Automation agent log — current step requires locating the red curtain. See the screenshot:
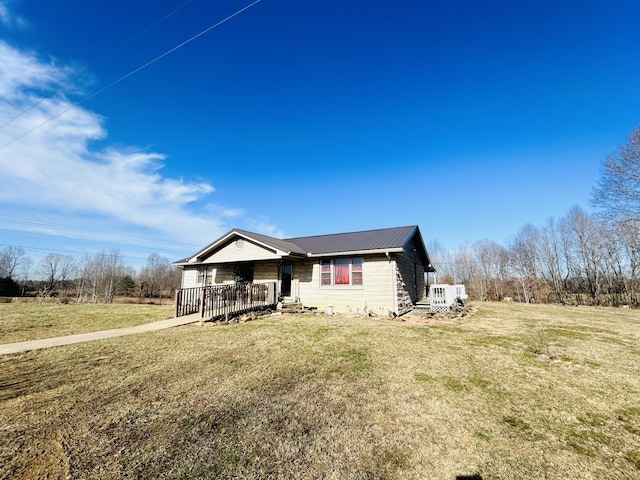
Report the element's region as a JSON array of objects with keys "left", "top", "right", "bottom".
[{"left": 334, "top": 259, "right": 350, "bottom": 284}]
